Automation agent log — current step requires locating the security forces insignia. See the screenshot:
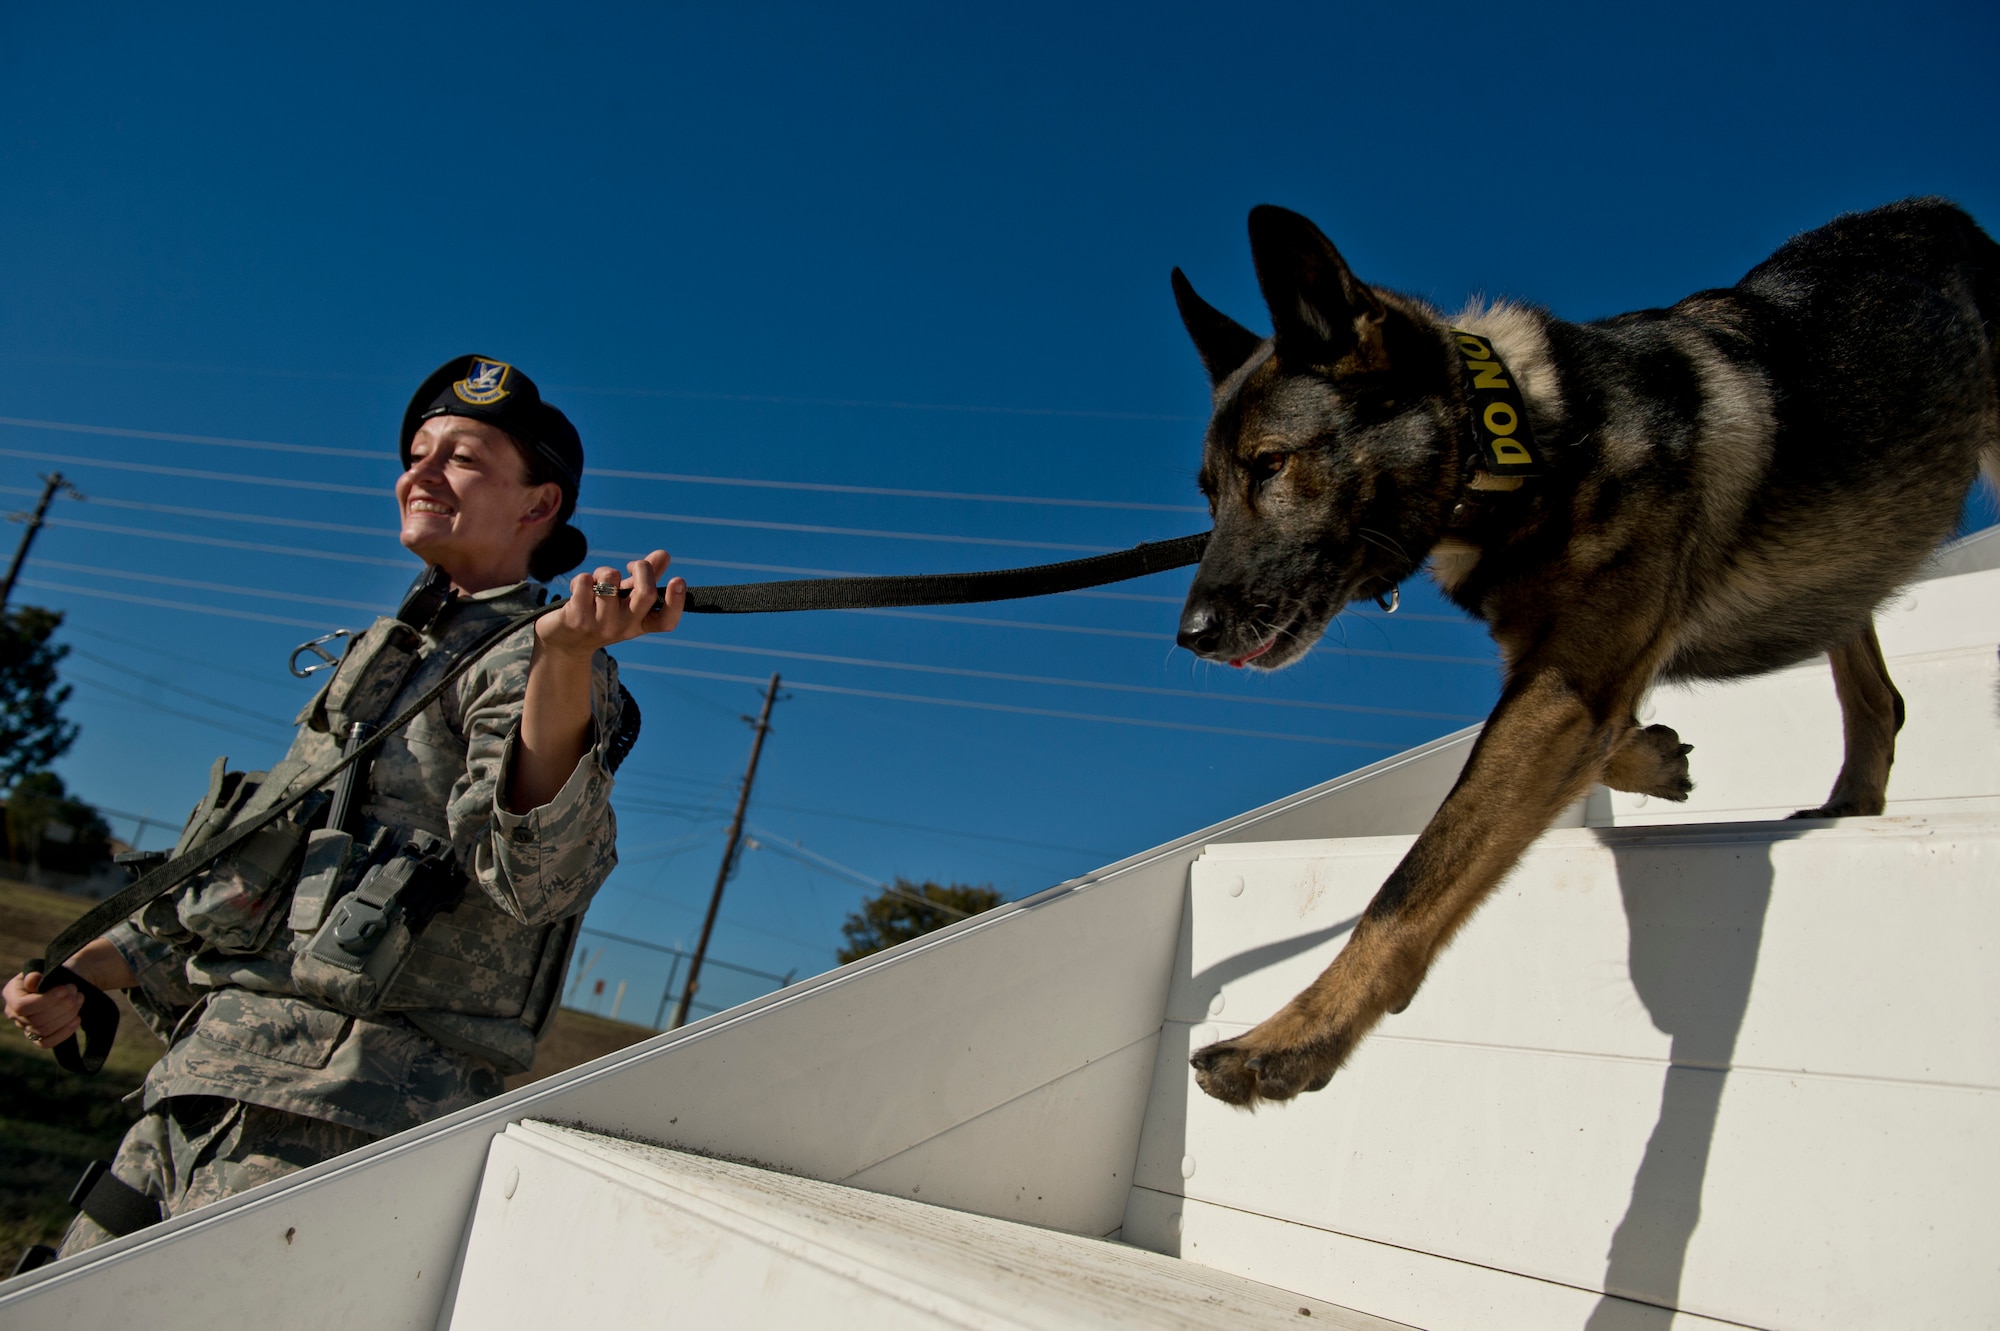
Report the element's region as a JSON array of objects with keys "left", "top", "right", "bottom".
[{"left": 453, "top": 358, "right": 513, "bottom": 406}]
